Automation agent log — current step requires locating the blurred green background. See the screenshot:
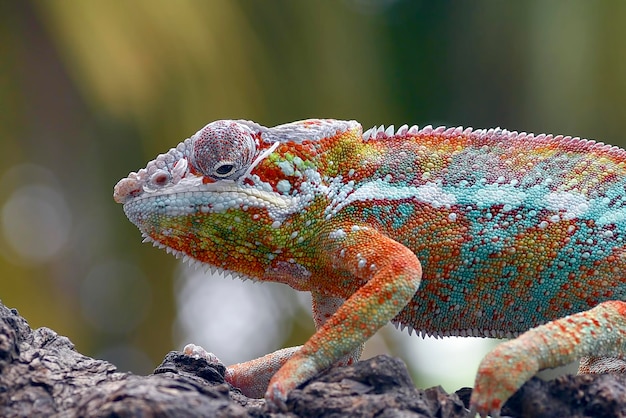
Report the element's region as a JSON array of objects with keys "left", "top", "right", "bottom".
[{"left": 1, "top": 0, "right": 626, "bottom": 392}]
